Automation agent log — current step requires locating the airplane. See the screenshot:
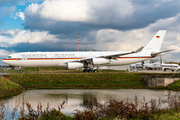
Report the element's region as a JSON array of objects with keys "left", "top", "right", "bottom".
[
  {"left": 2, "top": 30, "right": 172, "bottom": 73},
  {"left": 161, "top": 60, "right": 180, "bottom": 72},
  {"left": 139, "top": 56, "right": 180, "bottom": 72},
  {"left": 144, "top": 62, "right": 161, "bottom": 70},
  {"left": 143, "top": 59, "right": 161, "bottom": 70}
]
